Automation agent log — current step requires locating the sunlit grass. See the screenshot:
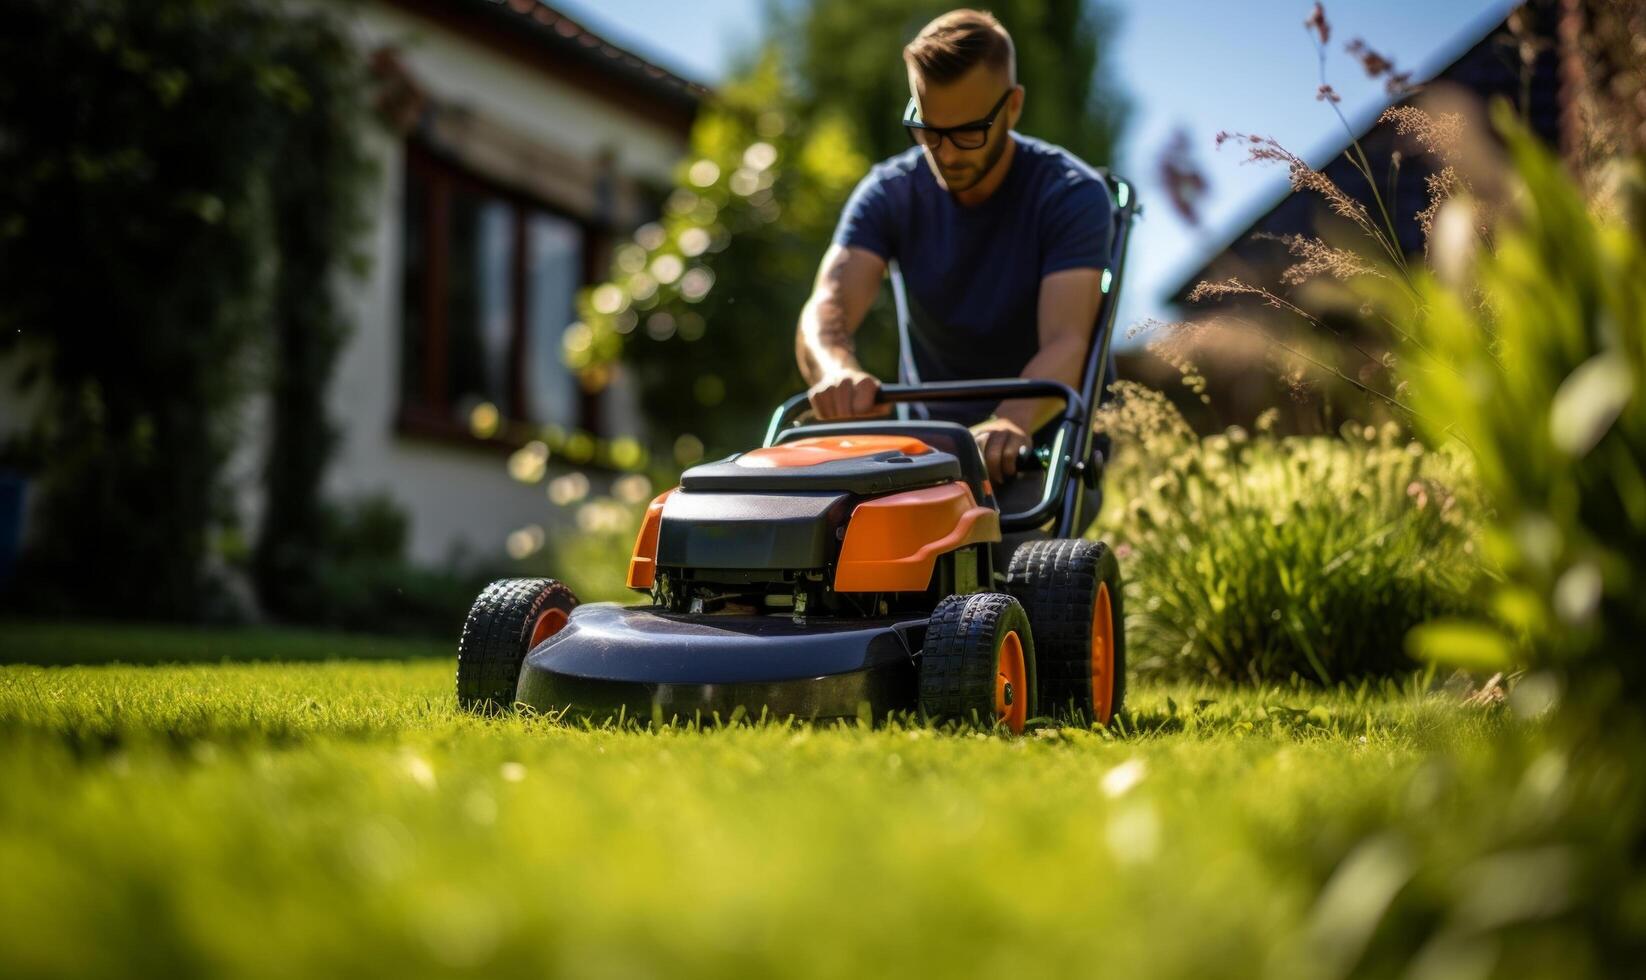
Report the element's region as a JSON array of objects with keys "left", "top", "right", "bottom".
[{"left": 0, "top": 621, "right": 1522, "bottom": 978}]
